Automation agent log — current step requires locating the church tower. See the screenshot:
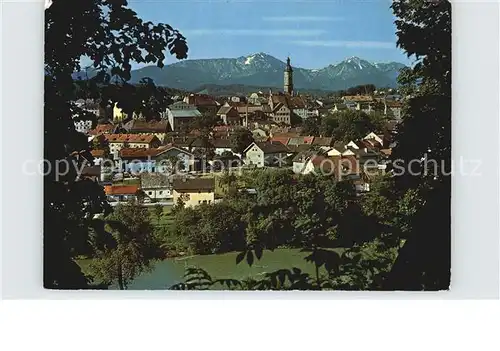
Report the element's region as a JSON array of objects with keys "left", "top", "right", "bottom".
[{"left": 284, "top": 57, "right": 294, "bottom": 95}]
